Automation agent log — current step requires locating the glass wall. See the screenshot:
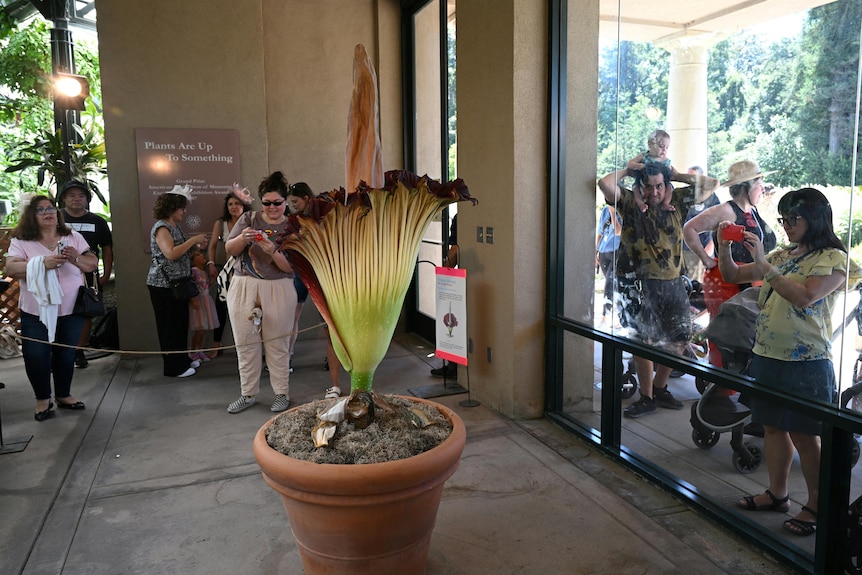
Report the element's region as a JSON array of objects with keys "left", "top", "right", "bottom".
[{"left": 550, "top": 1, "right": 862, "bottom": 572}]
